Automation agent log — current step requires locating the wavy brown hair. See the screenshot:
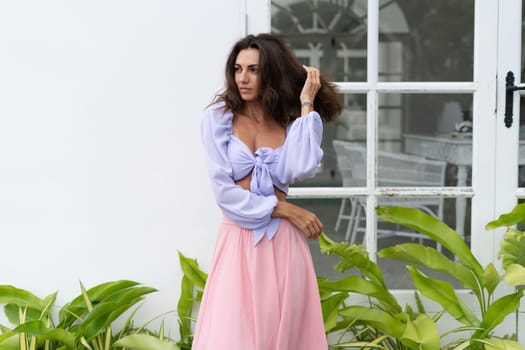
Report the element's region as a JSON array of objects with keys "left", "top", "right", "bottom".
[{"left": 213, "top": 33, "right": 341, "bottom": 126}]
